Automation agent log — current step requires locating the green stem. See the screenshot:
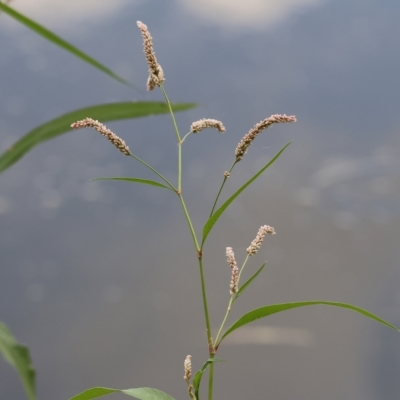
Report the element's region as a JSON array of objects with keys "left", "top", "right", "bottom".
[
  {"left": 198, "top": 258, "right": 212, "bottom": 345},
  {"left": 178, "top": 193, "right": 200, "bottom": 252},
  {"left": 214, "top": 255, "right": 249, "bottom": 349},
  {"left": 237, "top": 254, "right": 250, "bottom": 284},
  {"left": 209, "top": 161, "right": 237, "bottom": 217},
  {"left": 179, "top": 195, "right": 213, "bottom": 400},
  {"left": 198, "top": 256, "right": 214, "bottom": 400},
  {"left": 159, "top": 83, "right": 214, "bottom": 399},
  {"left": 181, "top": 131, "right": 193, "bottom": 143},
  {"left": 160, "top": 84, "right": 183, "bottom": 191},
  {"left": 208, "top": 360, "right": 215, "bottom": 400},
  {"left": 129, "top": 153, "right": 176, "bottom": 191},
  {"left": 214, "top": 297, "right": 234, "bottom": 347}
]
